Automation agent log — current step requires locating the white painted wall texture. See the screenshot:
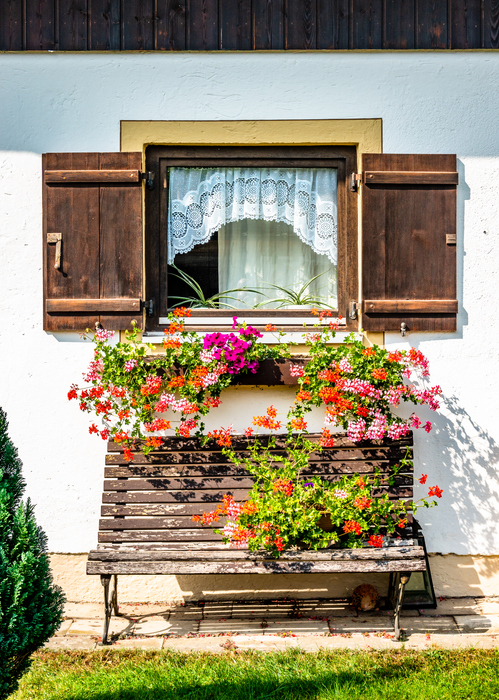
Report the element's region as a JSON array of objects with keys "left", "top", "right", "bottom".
[{"left": 0, "top": 53, "right": 498, "bottom": 584}]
